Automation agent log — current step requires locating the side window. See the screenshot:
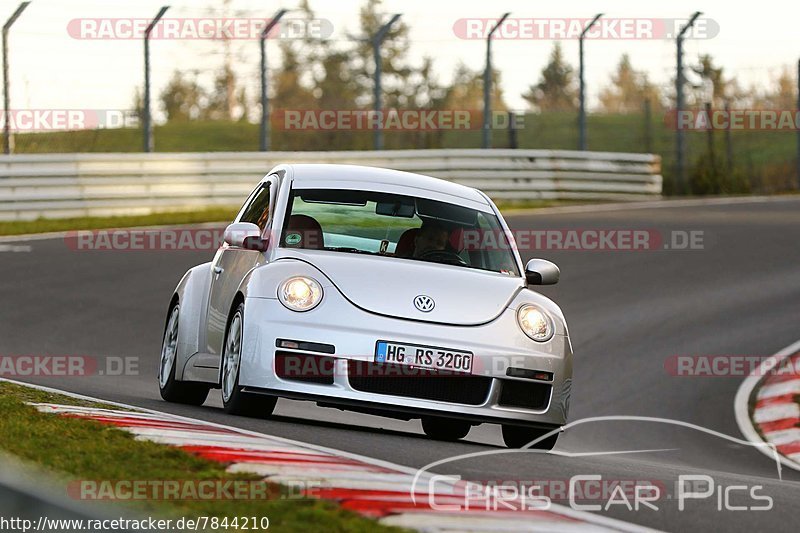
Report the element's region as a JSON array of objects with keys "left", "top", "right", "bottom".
[
  {"left": 240, "top": 184, "right": 271, "bottom": 231},
  {"left": 475, "top": 213, "right": 517, "bottom": 275}
]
